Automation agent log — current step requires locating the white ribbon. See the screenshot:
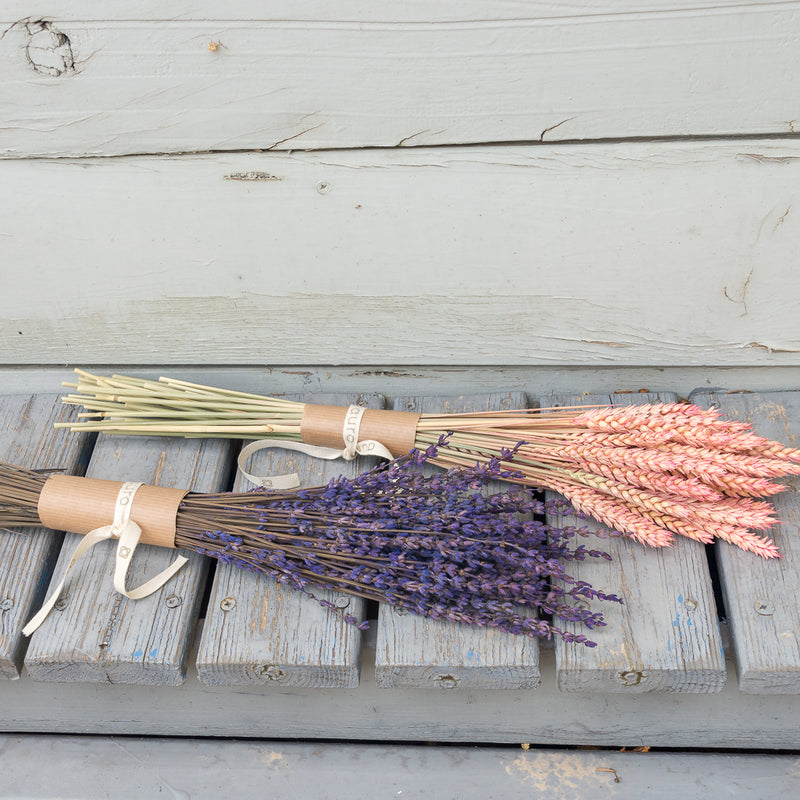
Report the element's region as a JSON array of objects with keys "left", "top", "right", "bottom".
[
  {"left": 237, "top": 405, "right": 395, "bottom": 489},
  {"left": 23, "top": 482, "right": 188, "bottom": 637}
]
